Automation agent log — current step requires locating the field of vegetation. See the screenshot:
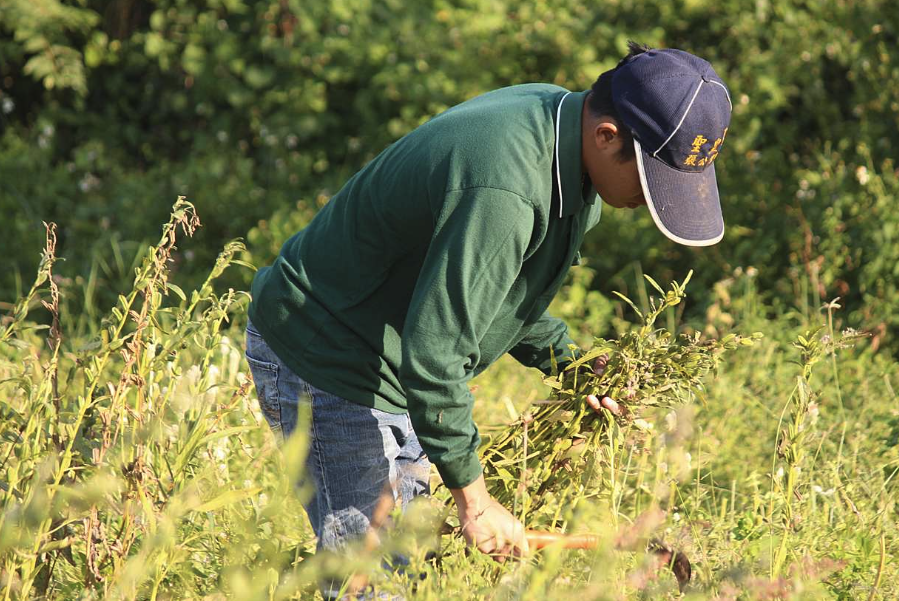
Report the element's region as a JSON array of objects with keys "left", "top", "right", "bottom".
[
  {"left": 2, "top": 0, "right": 898, "bottom": 599},
  {"left": 1, "top": 199, "right": 896, "bottom": 599}
]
